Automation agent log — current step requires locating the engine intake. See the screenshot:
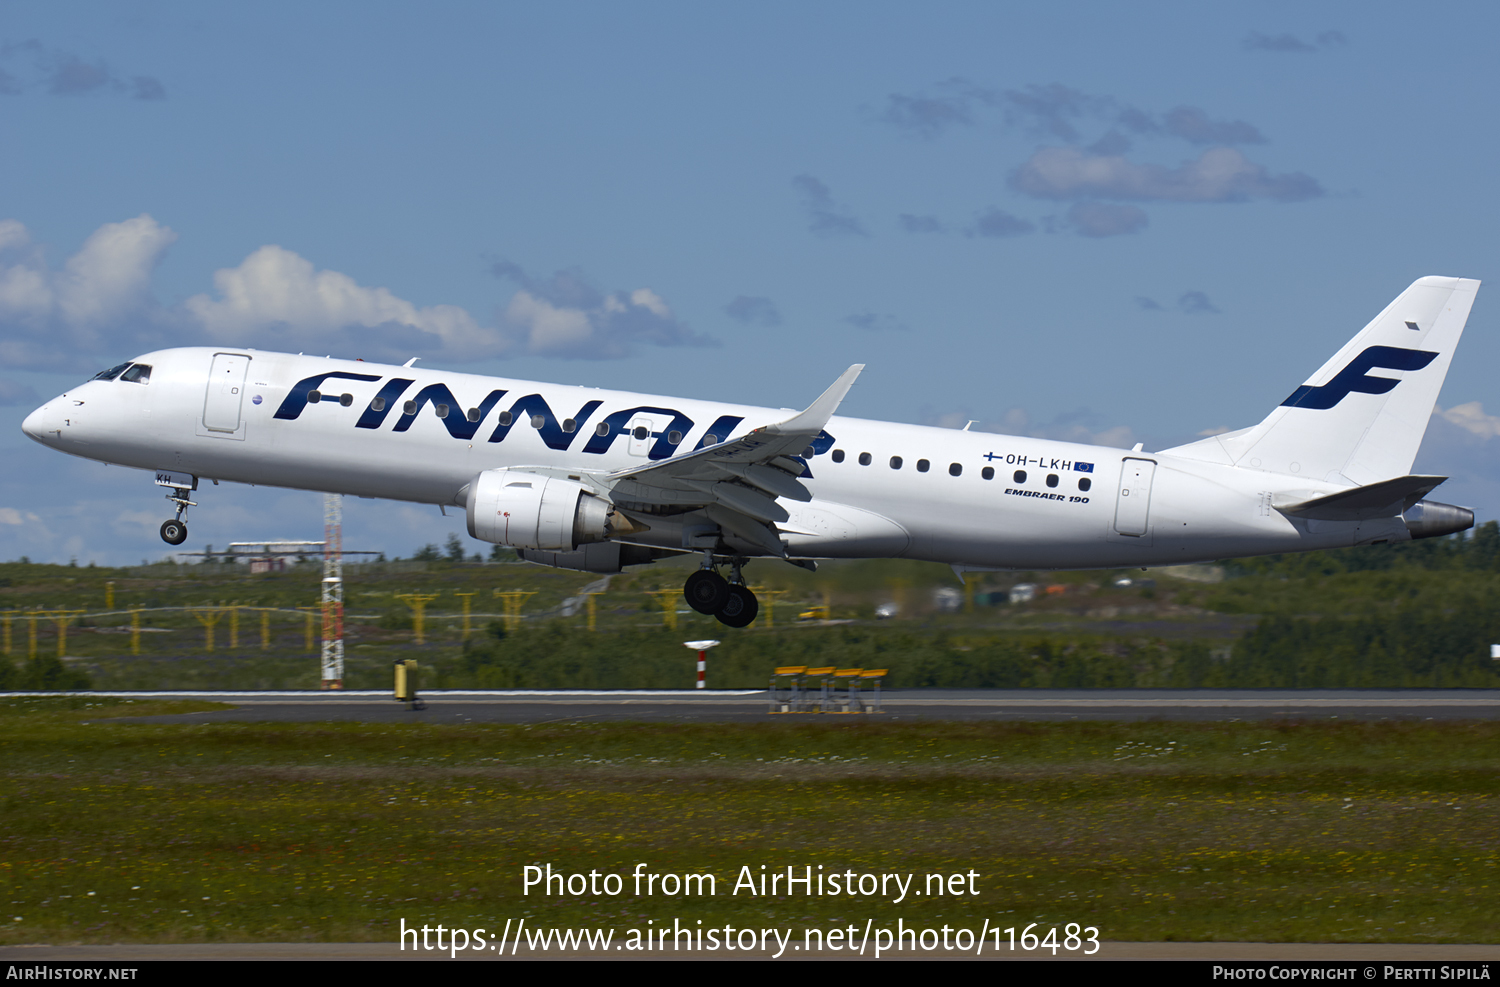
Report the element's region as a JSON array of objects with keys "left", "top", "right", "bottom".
[{"left": 466, "top": 470, "right": 611, "bottom": 550}]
